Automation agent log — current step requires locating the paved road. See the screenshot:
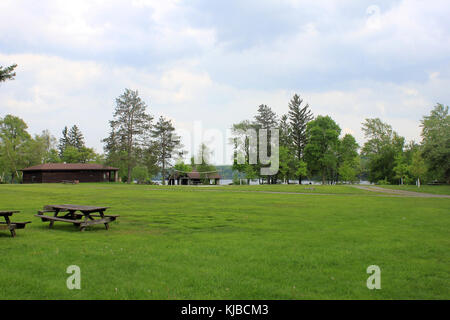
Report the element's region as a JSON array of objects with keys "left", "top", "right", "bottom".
[{"left": 352, "top": 185, "right": 450, "bottom": 198}]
